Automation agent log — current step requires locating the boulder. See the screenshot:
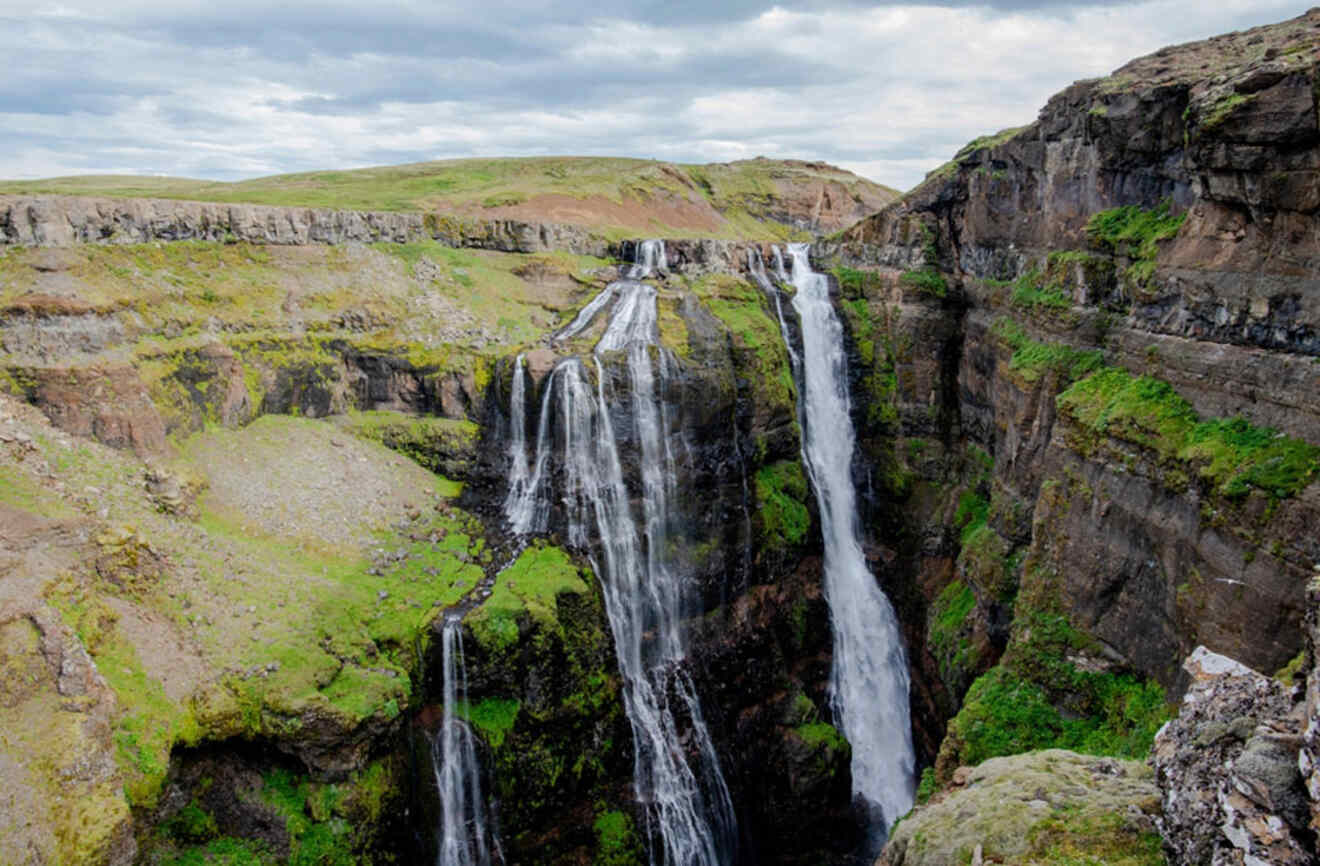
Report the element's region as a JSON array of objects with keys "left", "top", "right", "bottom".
[{"left": 1152, "top": 645, "right": 1314, "bottom": 865}]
